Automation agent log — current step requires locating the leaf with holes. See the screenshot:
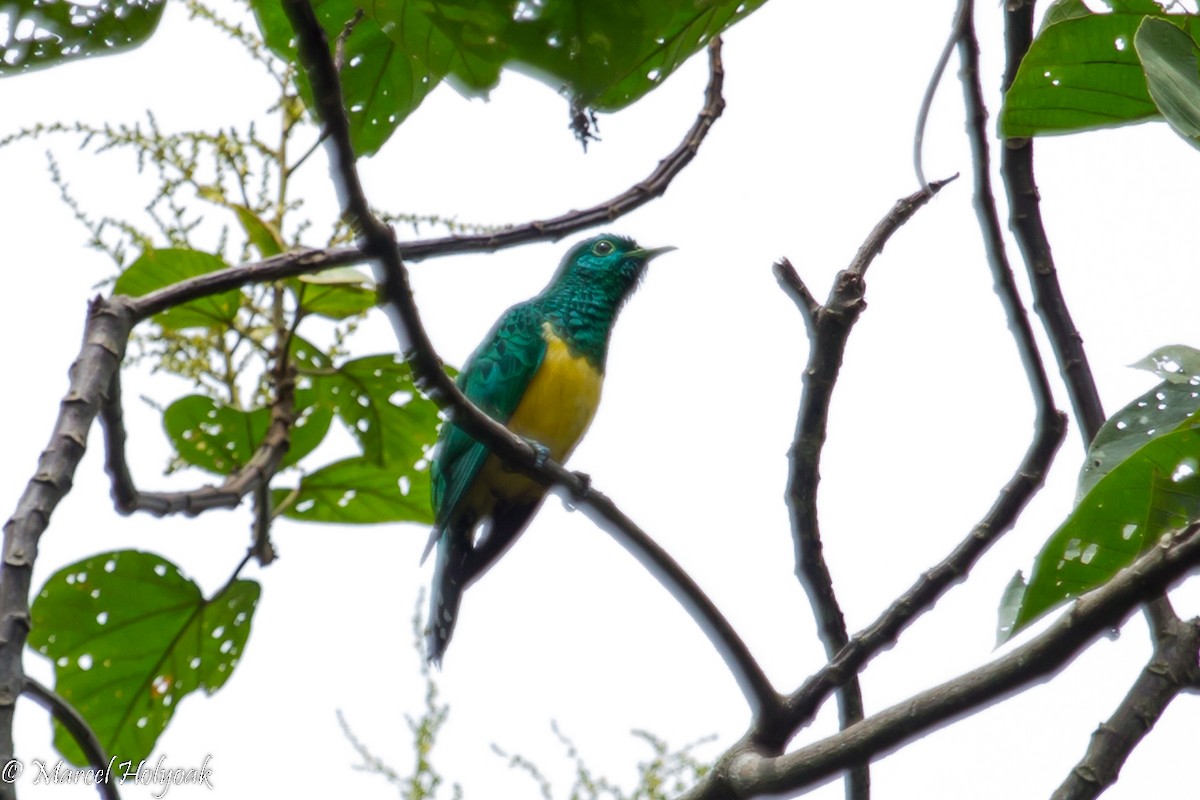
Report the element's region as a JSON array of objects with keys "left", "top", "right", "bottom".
[
  {"left": 1001, "top": 0, "right": 1200, "bottom": 137},
  {"left": 249, "top": 0, "right": 441, "bottom": 156},
  {"left": 1078, "top": 347, "right": 1200, "bottom": 499},
  {"left": 295, "top": 268, "right": 376, "bottom": 320},
  {"left": 1136, "top": 18, "right": 1200, "bottom": 150},
  {"left": 274, "top": 455, "right": 432, "bottom": 524},
  {"left": 113, "top": 249, "right": 241, "bottom": 331},
  {"left": 413, "top": 0, "right": 763, "bottom": 112},
  {"left": 0, "top": 0, "right": 167, "bottom": 76},
  {"left": 28, "top": 550, "right": 259, "bottom": 766},
  {"left": 1003, "top": 424, "right": 1200, "bottom": 640},
  {"left": 309, "top": 354, "right": 441, "bottom": 466},
  {"left": 163, "top": 394, "right": 332, "bottom": 476}
]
